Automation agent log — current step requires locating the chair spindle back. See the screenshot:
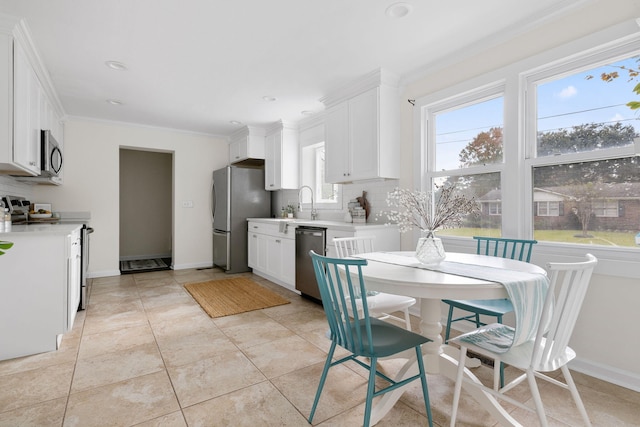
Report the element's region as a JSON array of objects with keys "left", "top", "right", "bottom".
[
  {"left": 532, "top": 254, "right": 597, "bottom": 369},
  {"left": 474, "top": 236, "right": 537, "bottom": 262},
  {"left": 334, "top": 236, "right": 376, "bottom": 258},
  {"left": 309, "top": 250, "right": 375, "bottom": 355}
]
